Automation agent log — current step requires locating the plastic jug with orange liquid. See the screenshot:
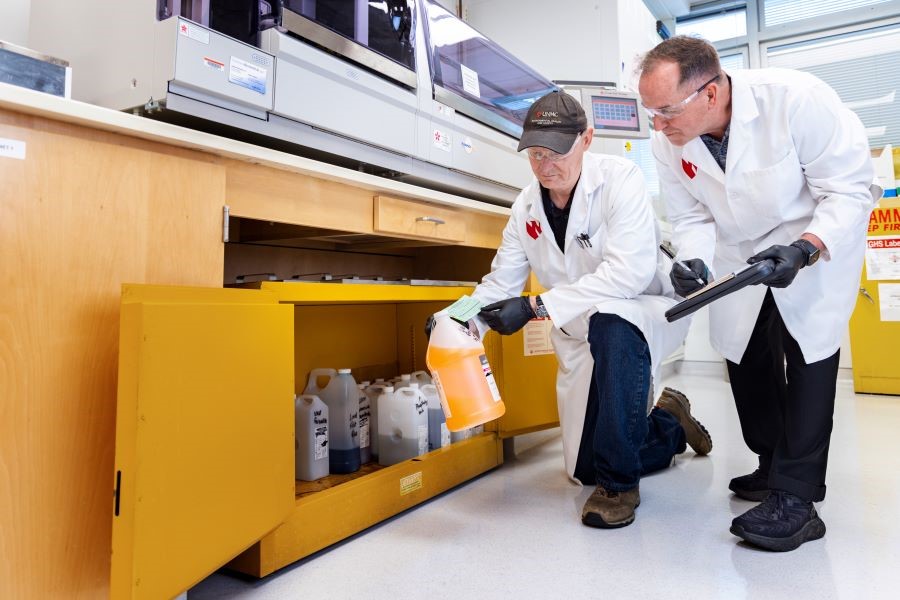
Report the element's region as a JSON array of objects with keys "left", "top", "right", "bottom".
[{"left": 425, "top": 311, "right": 505, "bottom": 431}]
